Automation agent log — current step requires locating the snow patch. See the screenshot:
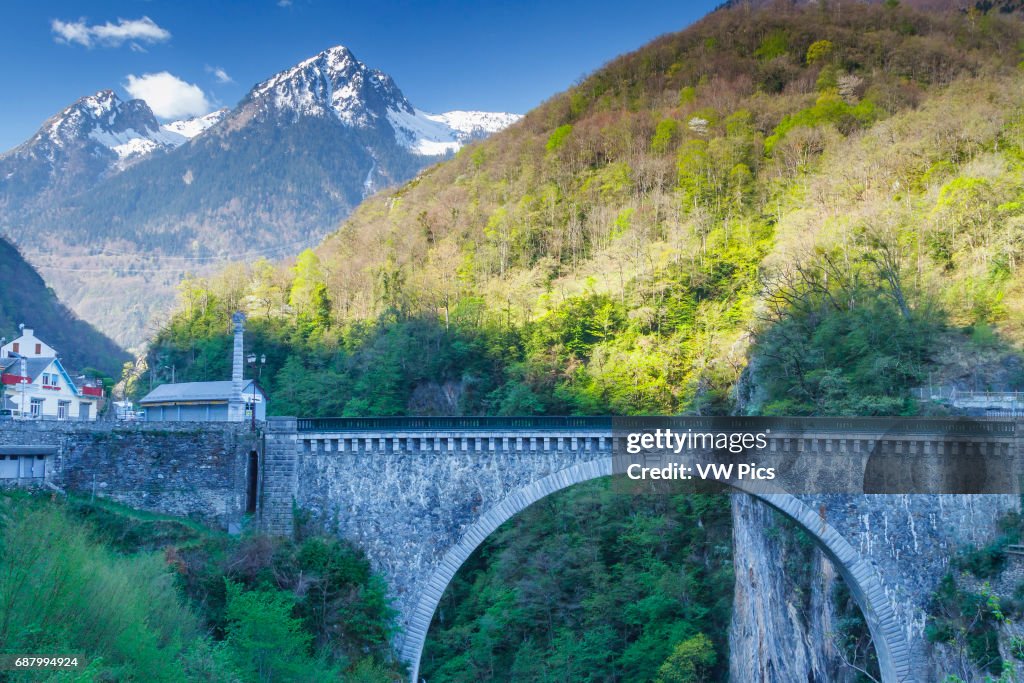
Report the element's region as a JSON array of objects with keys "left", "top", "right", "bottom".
[
  {"left": 363, "top": 157, "right": 377, "bottom": 197},
  {"left": 388, "top": 108, "right": 520, "bottom": 156},
  {"left": 161, "top": 110, "right": 227, "bottom": 139},
  {"left": 429, "top": 110, "right": 521, "bottom": 140},
  {"left": 387, "top": 107, "right": 462, "bottom": 156},
  {"left": 89, "top": 126, "right": 184, "bottom": 159}
]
